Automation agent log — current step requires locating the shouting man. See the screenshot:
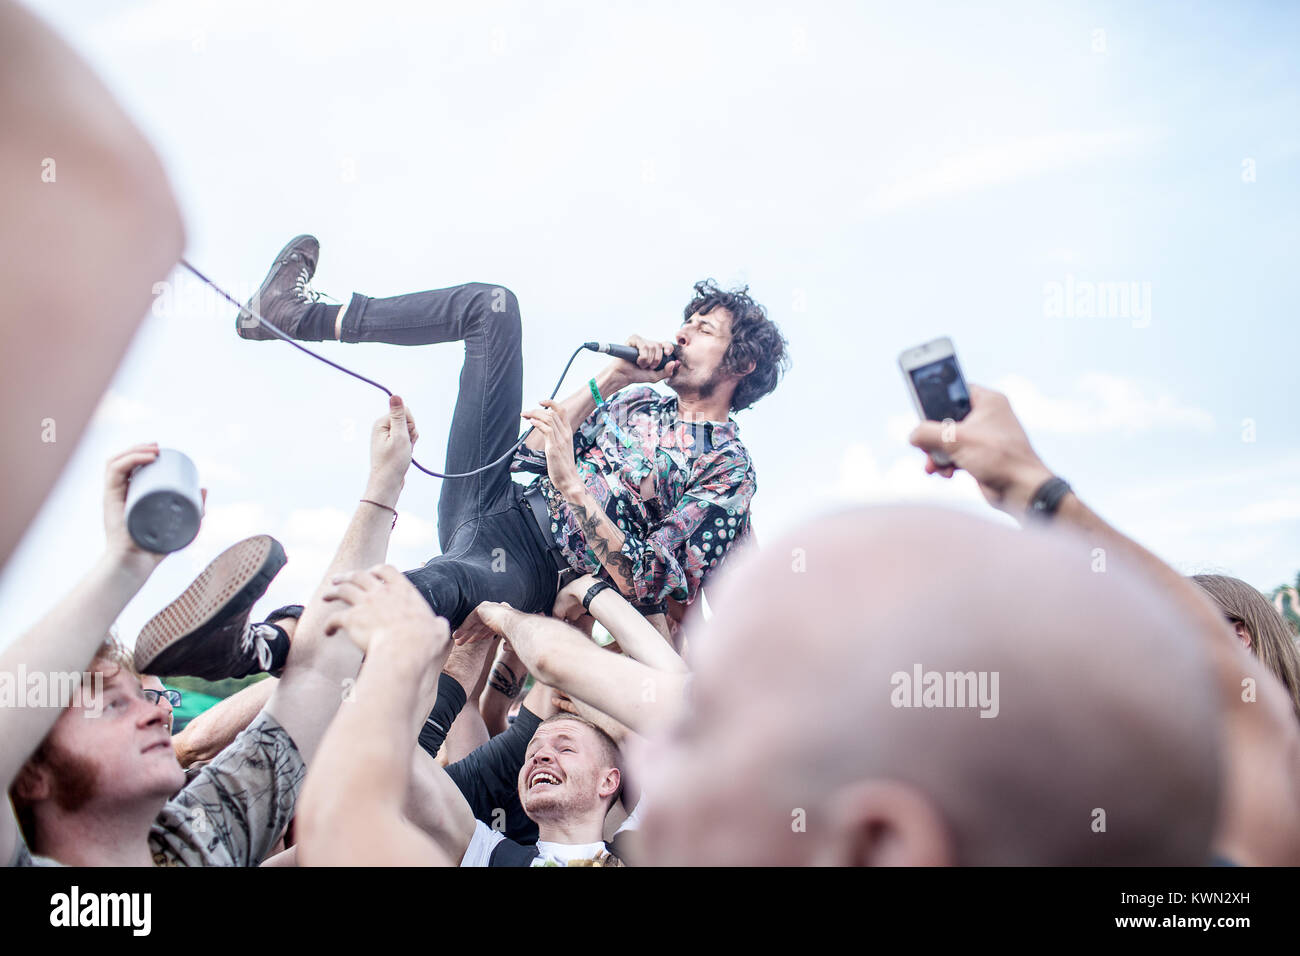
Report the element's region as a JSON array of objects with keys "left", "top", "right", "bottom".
[{"left": 134, "top": 235, "right": 788, "bottom": 679}]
